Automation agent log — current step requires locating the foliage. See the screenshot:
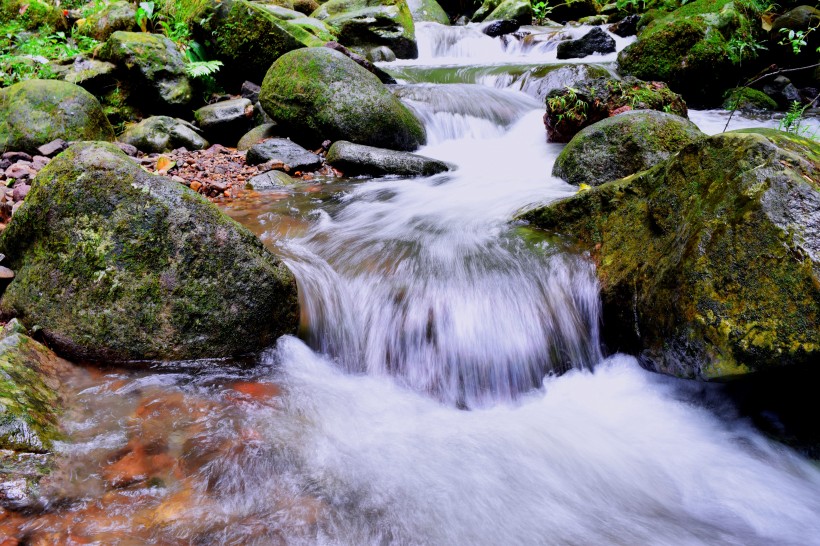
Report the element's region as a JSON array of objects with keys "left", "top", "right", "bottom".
[
  {"left": 531, "top": 1, "right": 553, "bottom": 23},
  {"left": 778, "top": 101, "right": 816, "bottom": 138},
  {"left": 778, "top": 25, "right": 820, "bottom": 55},
  {"left": 184, "top": 59, "right": 222, "bottom": 78},
  {"left": 135, "top": 1, "right": 160, "bottom": 32},
  {"left": 546, "top": 86, "right": 588, "bottom": 125}
]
